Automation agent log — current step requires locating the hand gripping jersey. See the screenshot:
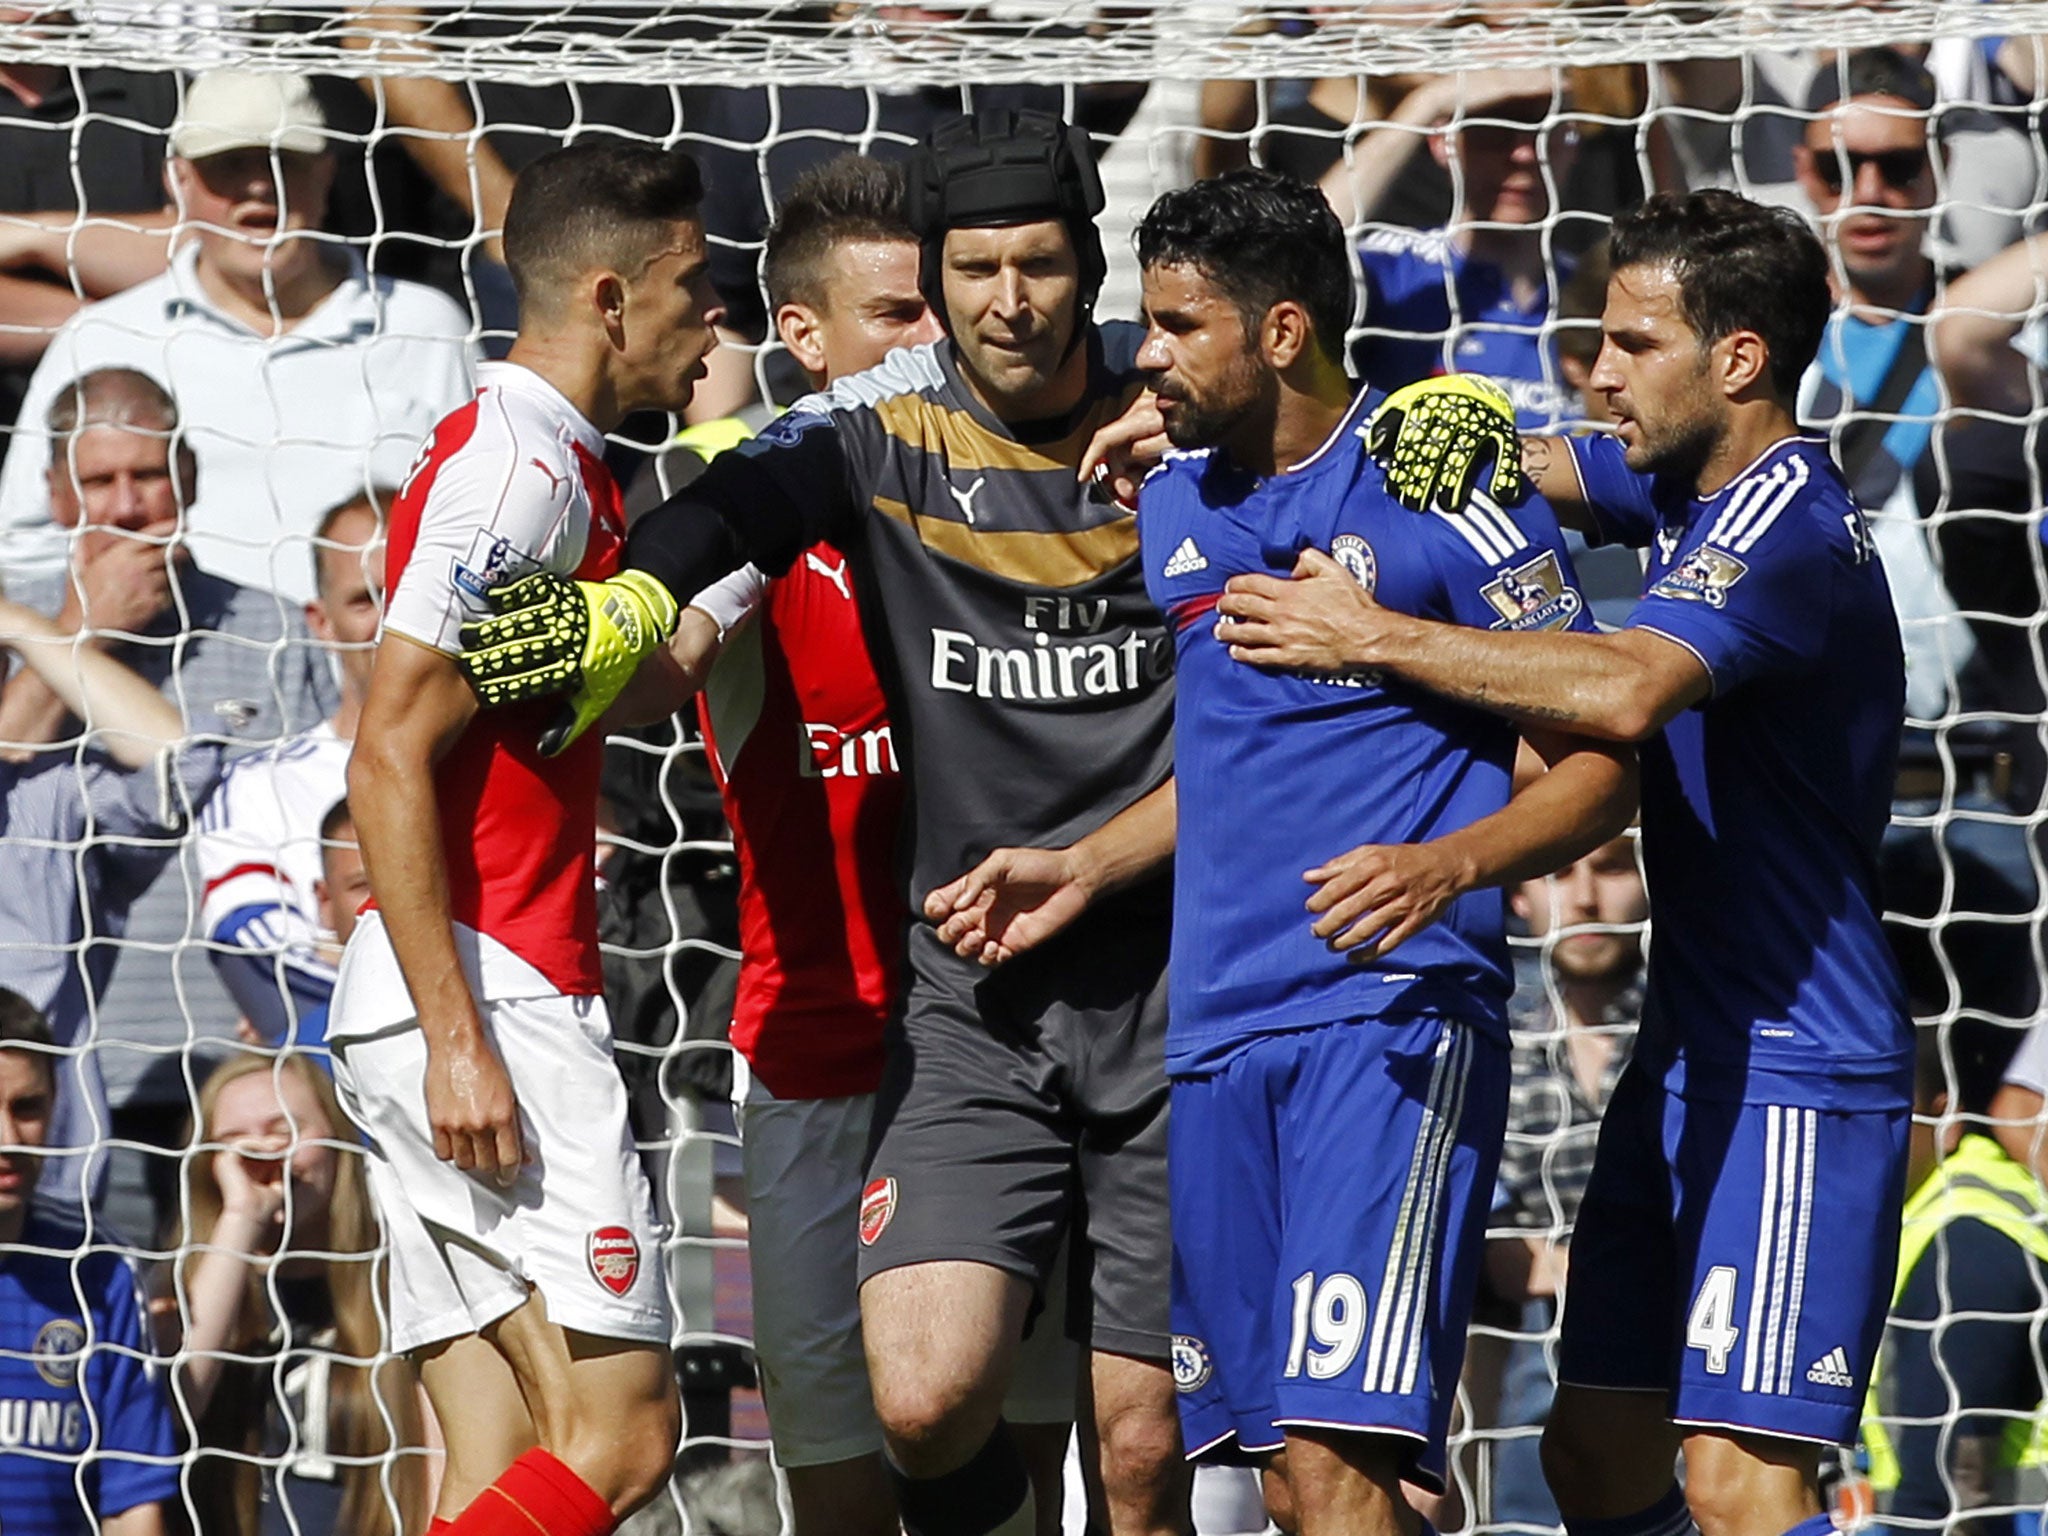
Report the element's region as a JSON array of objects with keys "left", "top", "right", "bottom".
[
  {"left": 331, "top": 361, "right": 623, "bottom": 1037},
  {"left": 696, "top": 545, "right": 907, "bottom": 1099},
  {"left": 1569, "top": 432, "right": 1911, "bottom": 1109},
  {"left": 629, "top": 326, "right": 1173, "bottom": 905},
  {"left": 0, "top": 1208, "right": 178, "bottom": 1535},
  {"left": 1143, "top": 390, "right": 1597, "bottom": 1075}
]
